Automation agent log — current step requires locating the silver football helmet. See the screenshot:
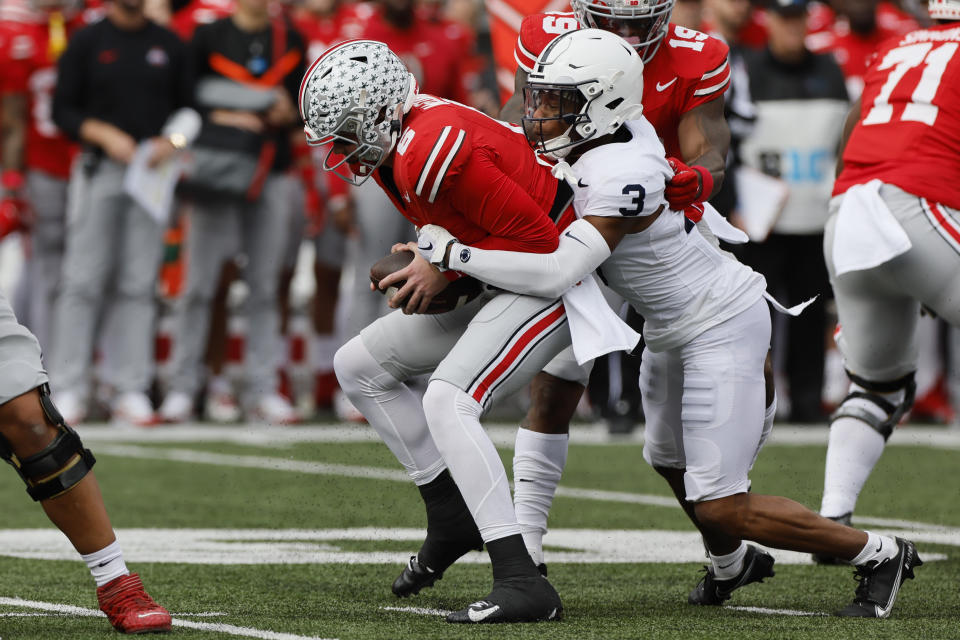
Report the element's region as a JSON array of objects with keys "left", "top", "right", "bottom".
[
  {"left": 523, "top": 29, "right": 644, "bottom": 159},
  {"left": 571, "top": 0, "right": 676, "bottom": 63},
  {"left": 299, "top": 40, "right": 418, "bottom": 185}
]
